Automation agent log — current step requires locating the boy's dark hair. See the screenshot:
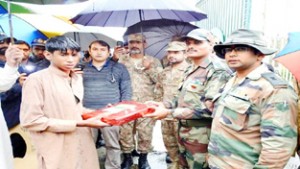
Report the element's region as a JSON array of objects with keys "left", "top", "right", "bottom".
[
  {"left": 46, "top": 36, "right": 80, "bottom": 53},
  {"left": 89, "top": 40, "right": 110, "bottom": 51},
  {"left": 15, "top": 40, "right": 30, "bottom": 49}
]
